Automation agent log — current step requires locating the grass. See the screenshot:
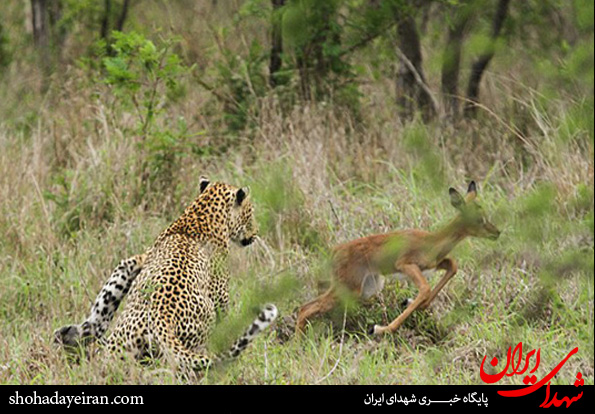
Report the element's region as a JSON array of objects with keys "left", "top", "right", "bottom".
[
  {"left": 0, "top": 102, "right": 591, "bottom": 385},
  {"left": 0, "top": 1, "right": 593, "bottom": 386}
]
